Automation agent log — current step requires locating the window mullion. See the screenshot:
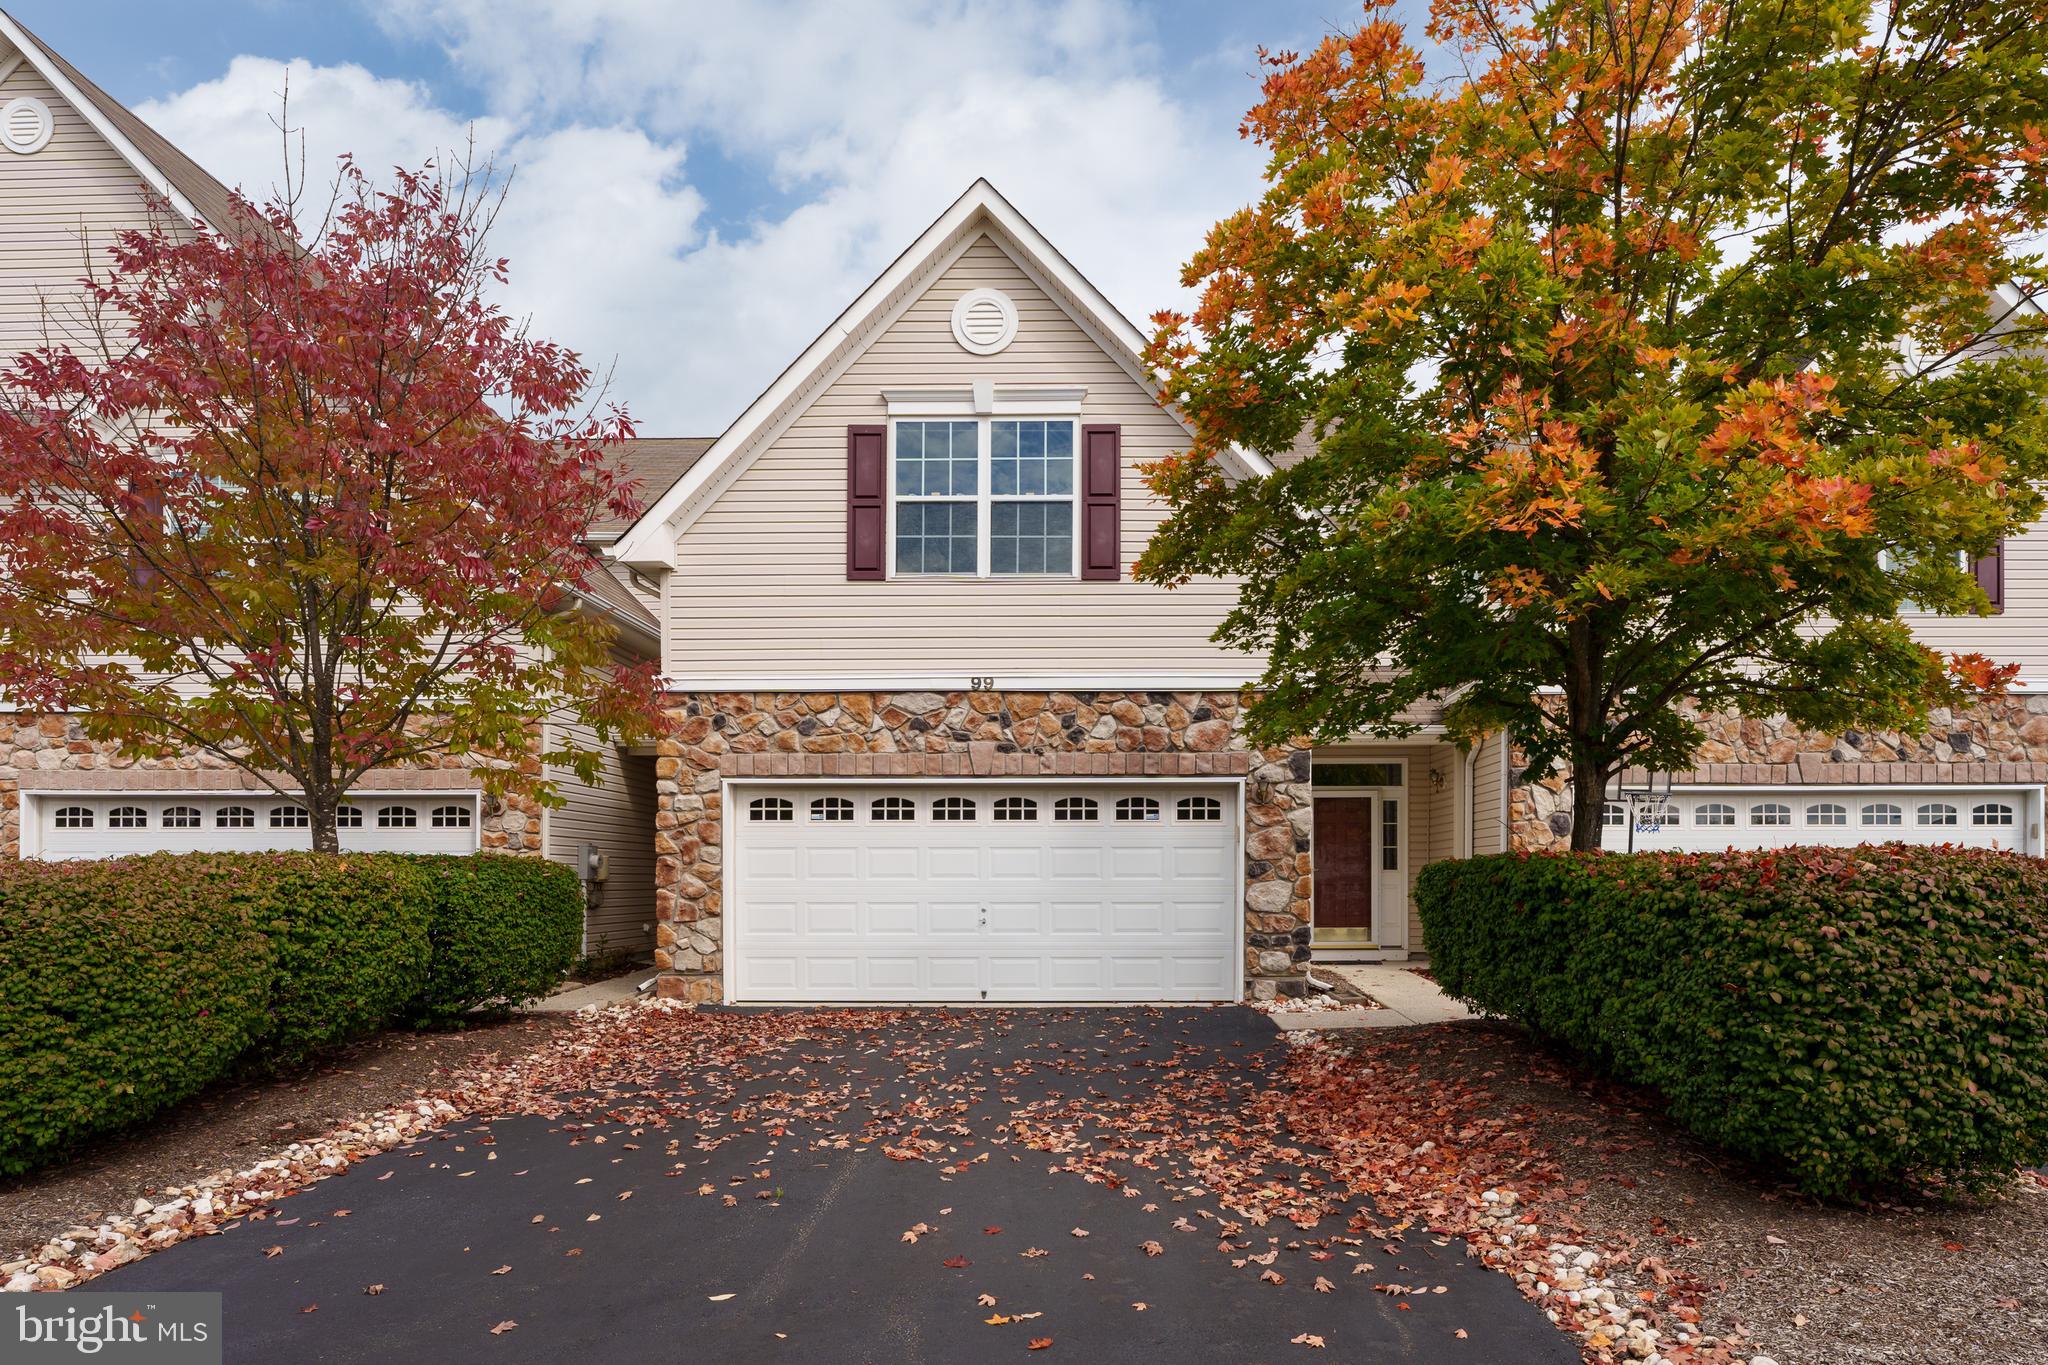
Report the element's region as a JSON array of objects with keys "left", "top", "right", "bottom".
[{"left": 978, "top": 418, "right": 992, "bottom": 578}]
